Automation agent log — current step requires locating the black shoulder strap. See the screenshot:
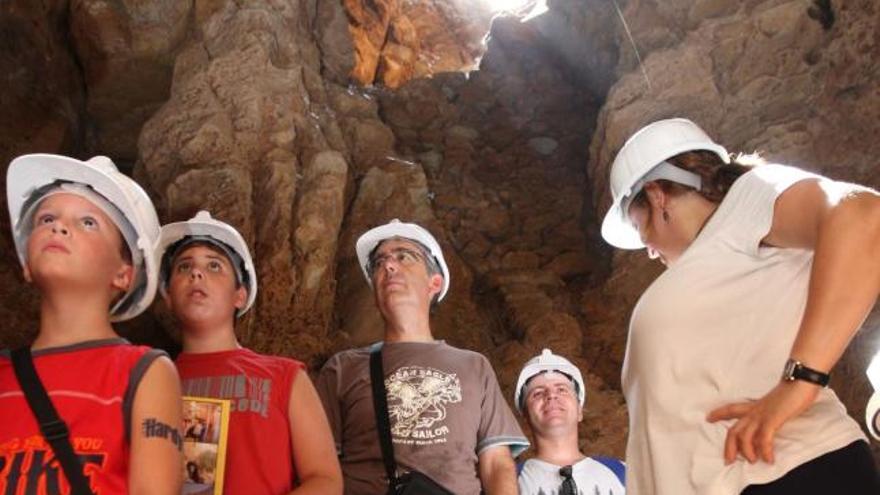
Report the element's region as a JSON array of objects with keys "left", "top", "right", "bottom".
[
  {"left": 11, "top": 347, "right": 96, "bottom": 495},
  {"left": 369, "top": 342, "right": 398, "bottom": 486}
]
